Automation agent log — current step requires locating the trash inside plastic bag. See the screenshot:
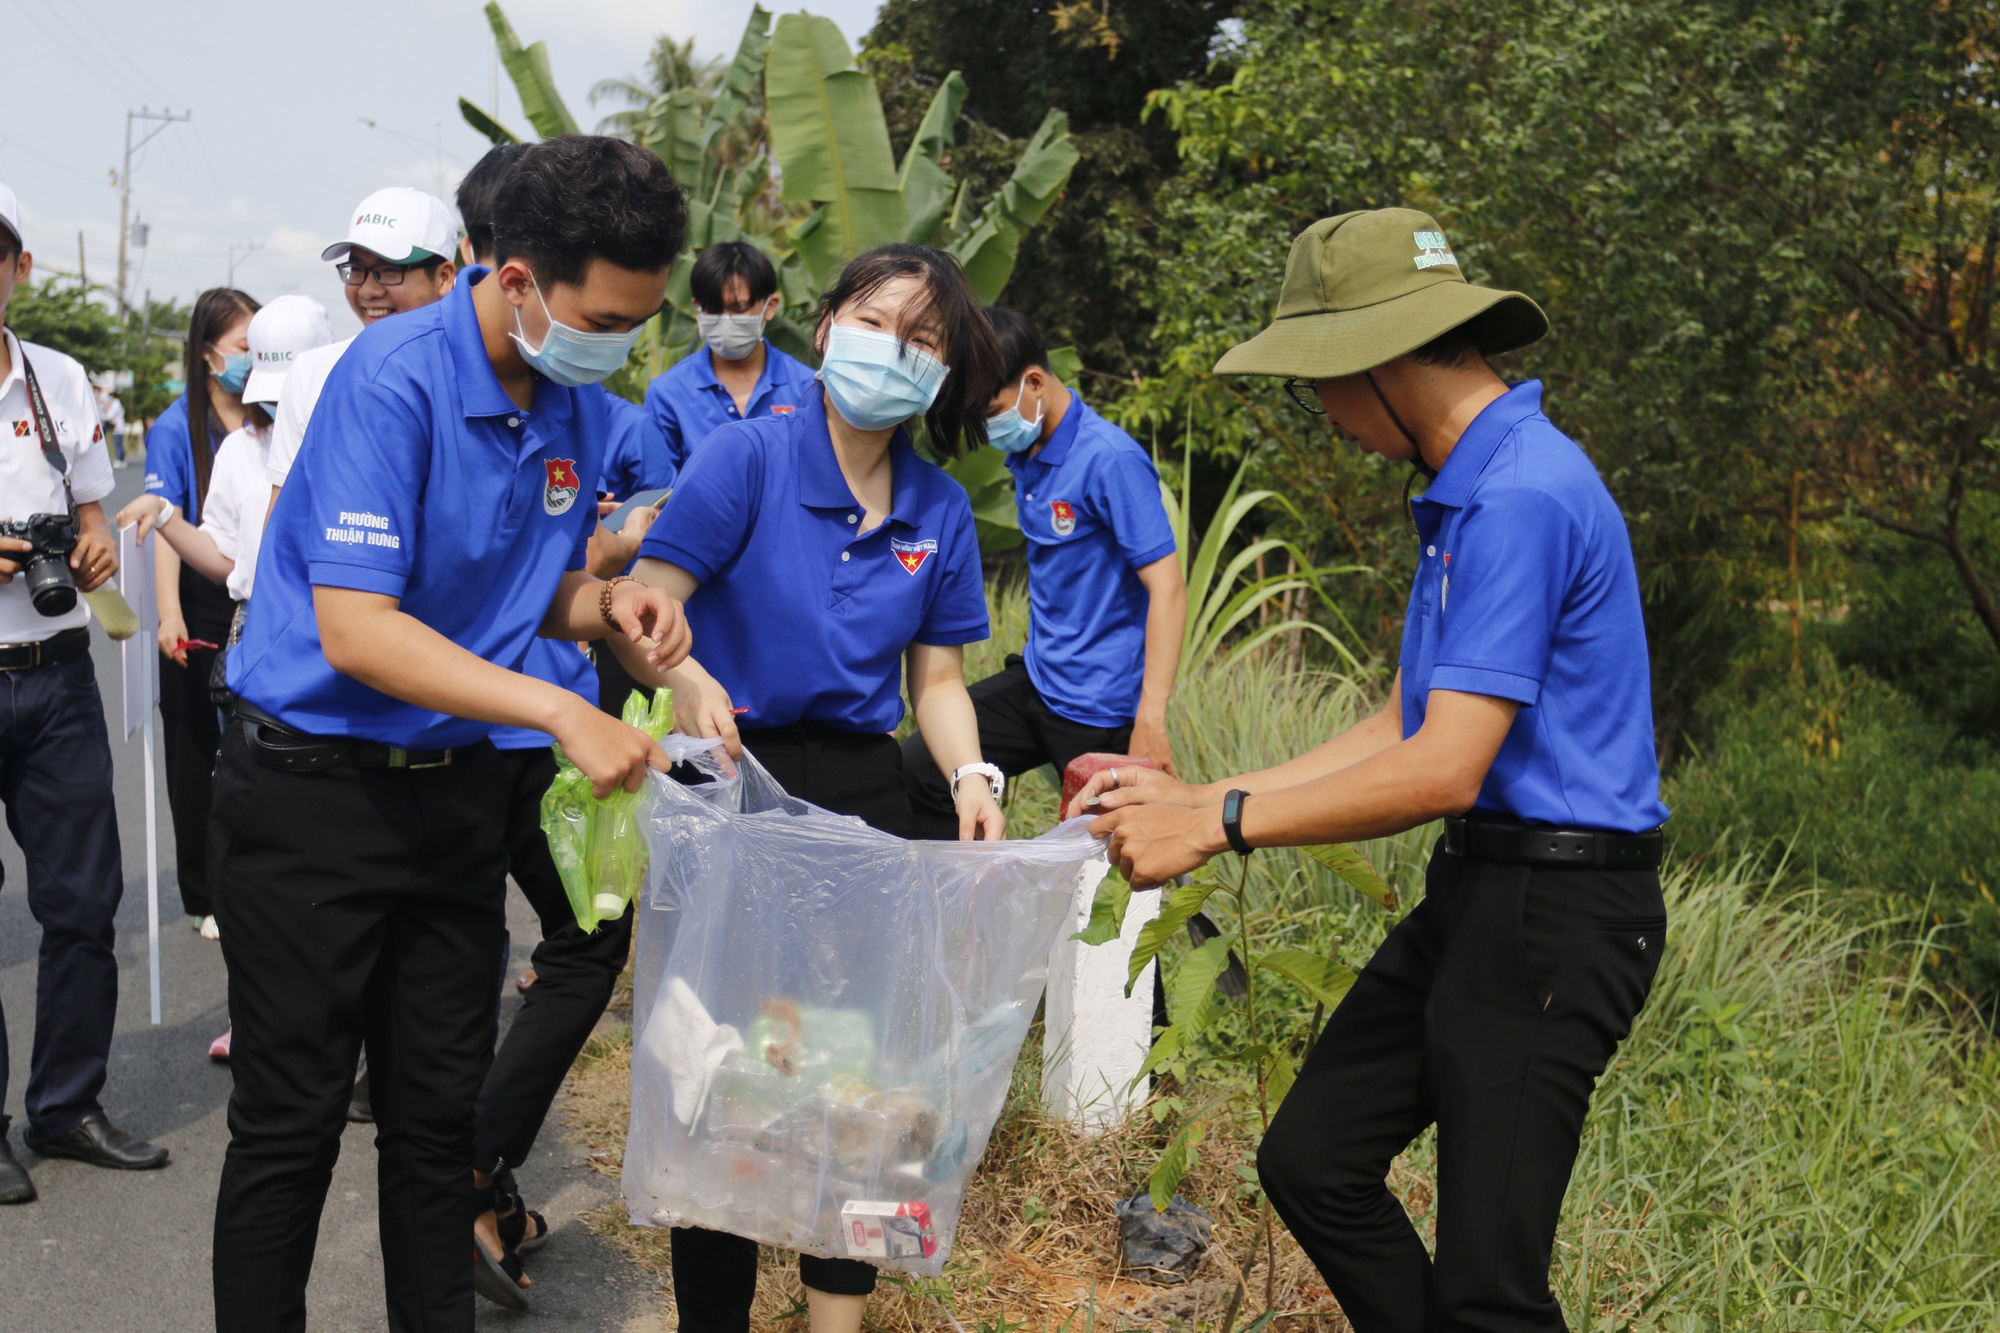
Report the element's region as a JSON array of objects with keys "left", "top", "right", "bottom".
[
  {"left": 1116, "top": 1192, "right": 1213, "bottom": 1283},
  {"left": 540, "top": 689, "right": 674, "bottom": 933},
  {"left": 623, "top": 742, "right": 1105, "bottom": 1276}
]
